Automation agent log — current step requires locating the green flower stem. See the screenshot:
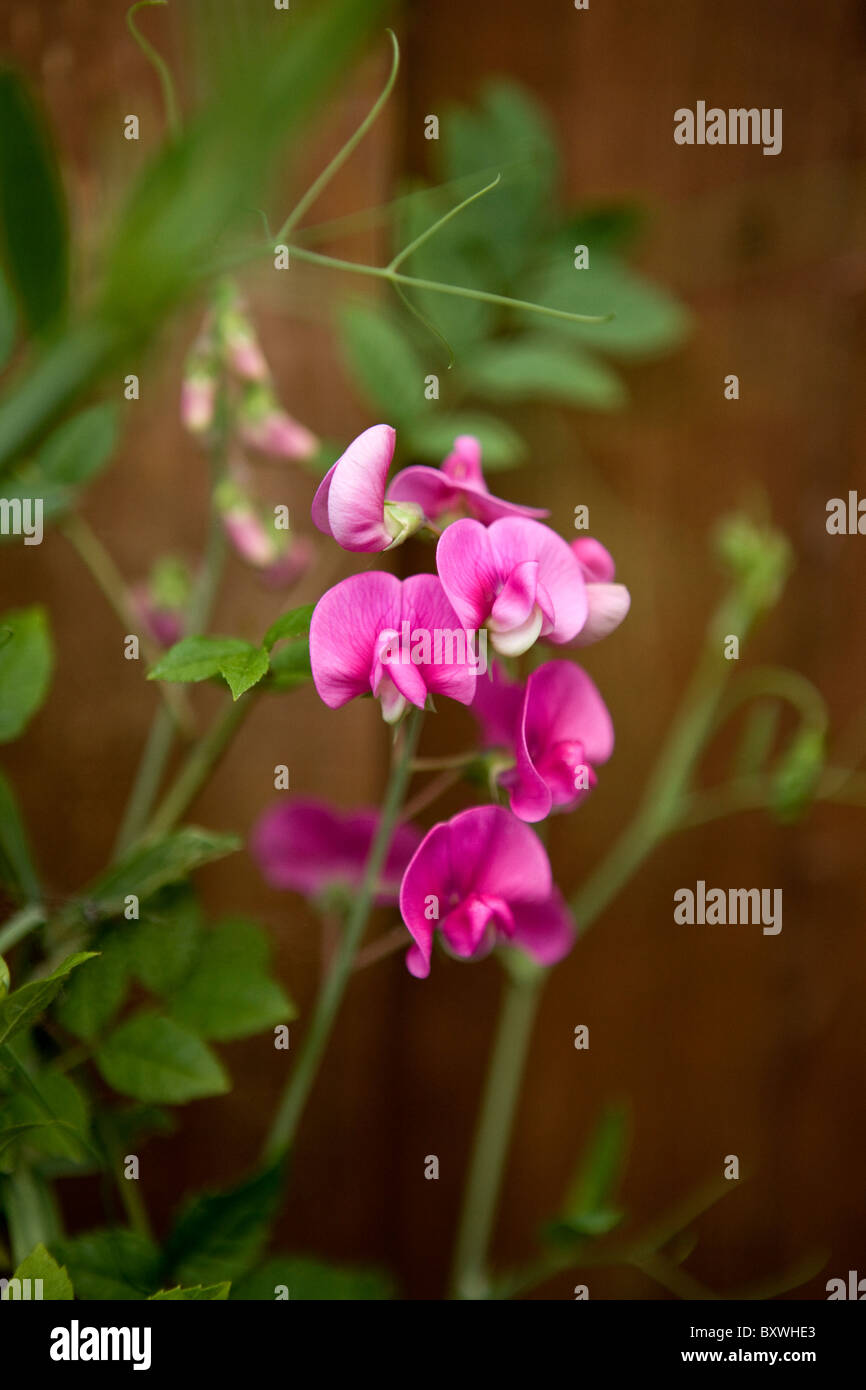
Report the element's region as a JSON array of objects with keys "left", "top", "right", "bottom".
[
  {"left": 449, "top": 954, "right": 545, "bottom": 1300},
  {"left": 114, "top": 480, "right": 227, "bottom": 857},
  {"left": 0, "top": 903, "right": 45, "bottom": 956},
  {"left": 146, "top": 694, "right": 252, "bottom": 837},
  {"left": 262, "top": 708, "right": 424, "bottom": 1163}
]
